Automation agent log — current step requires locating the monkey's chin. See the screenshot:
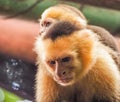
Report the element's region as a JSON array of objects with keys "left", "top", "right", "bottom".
[
  {"left": 54, "top": 77, "right": 74, "bottom": 86},
  {"left": 58, "top": 80, "right": 74, "bottom": 86}
]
